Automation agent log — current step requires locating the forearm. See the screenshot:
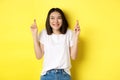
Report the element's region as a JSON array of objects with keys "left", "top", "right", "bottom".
[
  {"left": 32, "top": 34, "right": 43, "bottom": 59},
  {"left": 71, "top": 36, "right": 79, "bottom": 60}
]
